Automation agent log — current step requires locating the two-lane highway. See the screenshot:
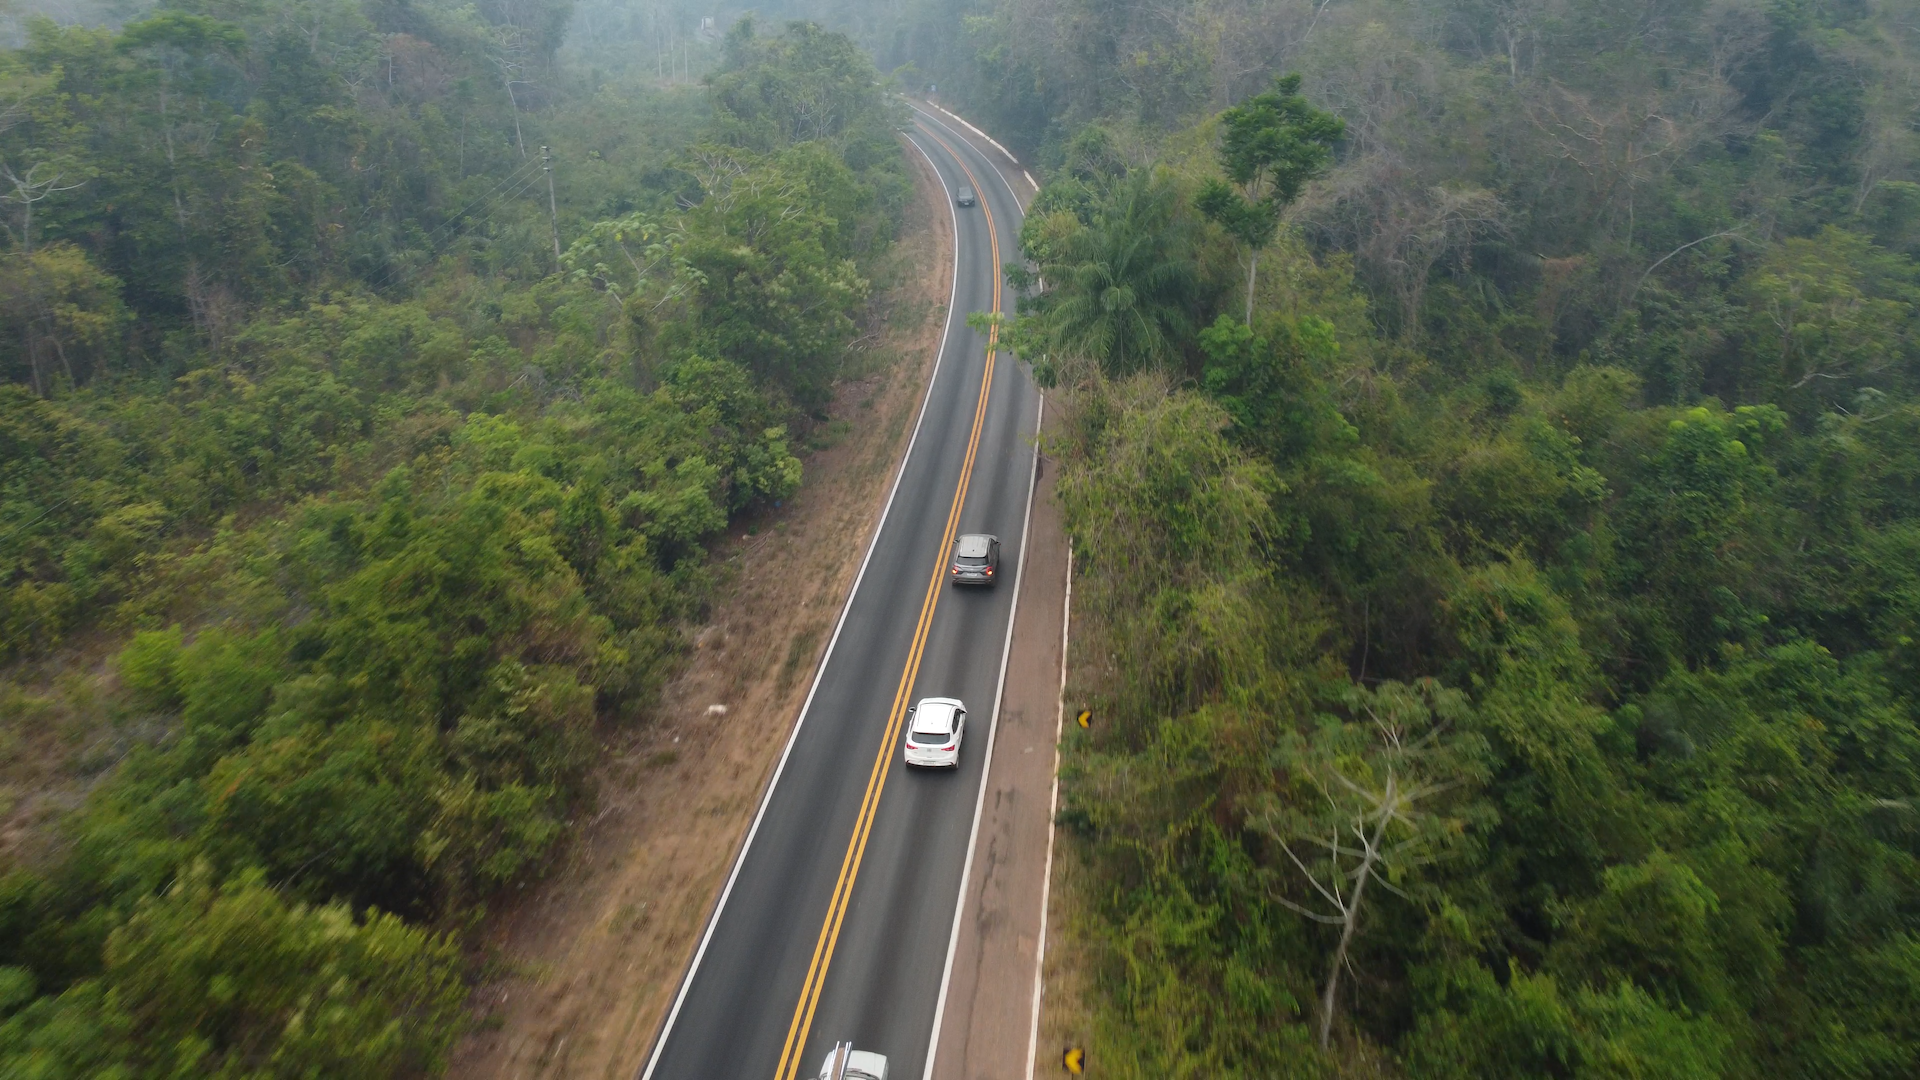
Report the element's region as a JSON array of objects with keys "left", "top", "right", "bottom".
[{"left": 641, "top": 111, "right": 1035, "bottom": 1080}]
